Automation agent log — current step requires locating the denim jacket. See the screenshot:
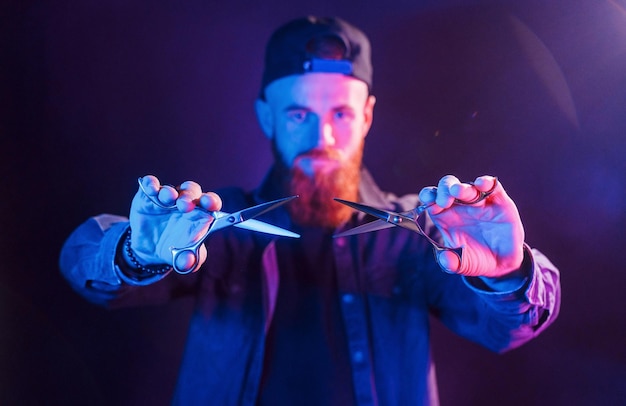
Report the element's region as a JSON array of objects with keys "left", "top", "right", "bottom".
[{"left": 59, "top": 168, "right": 561, "bottom": 406}]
